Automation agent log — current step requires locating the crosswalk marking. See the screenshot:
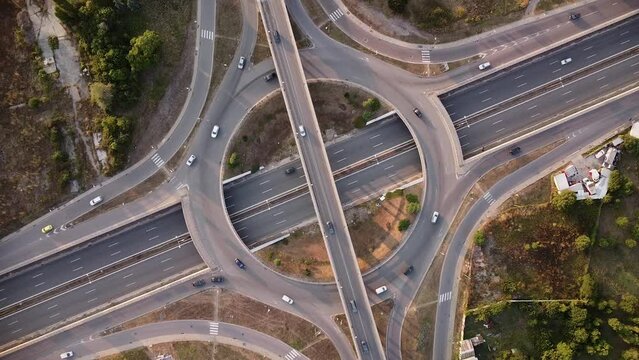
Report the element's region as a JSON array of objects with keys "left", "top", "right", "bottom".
[
  {"left": 421, "top": 50, "right": 431, "bottom": 63},
  {"left": 328, "top": 8, "right": 344, "bottom": 22},
  {"left": 284, "top": 349, "right": 302, "bottom": 360},
  {"left": 209, "top": 322, "right": 219, "bottom": 335},
  {"left": 438, "top": 291, "right": 452, "bottom": 303},
  {"left": 483, "top": 191, "right": 495, "bottom": 205},
  {"left": 200, "top": 29, "right": 214, "bottom": 40},
  {"left": 151, "top": 153, "right": 165, "bottom": 168}
]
